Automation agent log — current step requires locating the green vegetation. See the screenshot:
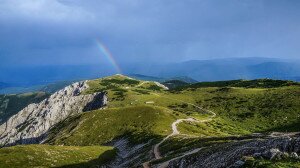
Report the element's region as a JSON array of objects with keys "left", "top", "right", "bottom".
[
  {"left": 0, "top": 145, "right": 116, "bottom": 168},
  {"left": 194, "top": 86, "right": 300, "bottom": 133},
  {"left": 83, "top": 75, "right": 141, "bottom": 94},
  {"left": 244, "top": 158, "right": 300, "bottom": 168},
  {"left": 175, "top": 79, "right": 299, "bottom": 90},
  {"left": 162, "top": 80, "right": 189, "bottom": 89},
  {"left": 0, "top": 92, "right": 49, "bottom": 124},
  {"left": 82, "top": 75, "right": 300, "bottom": 135},
  {"left": 47, "top": 106, "right": 177, "bottom": 146}
]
